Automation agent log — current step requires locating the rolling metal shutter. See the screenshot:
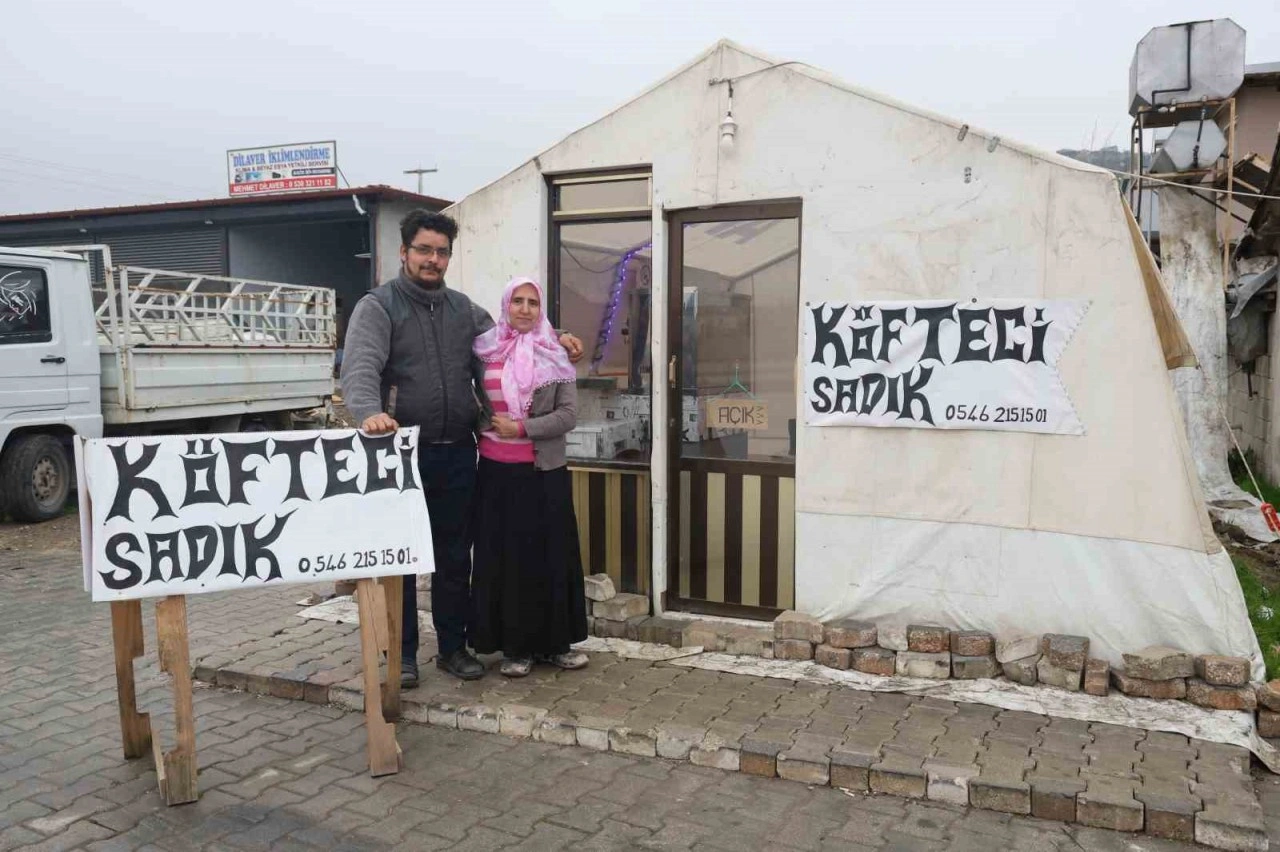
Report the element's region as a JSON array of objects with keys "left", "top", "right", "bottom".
[{"left": 101, "top": 229, "right": 226, "bottom": 276}]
